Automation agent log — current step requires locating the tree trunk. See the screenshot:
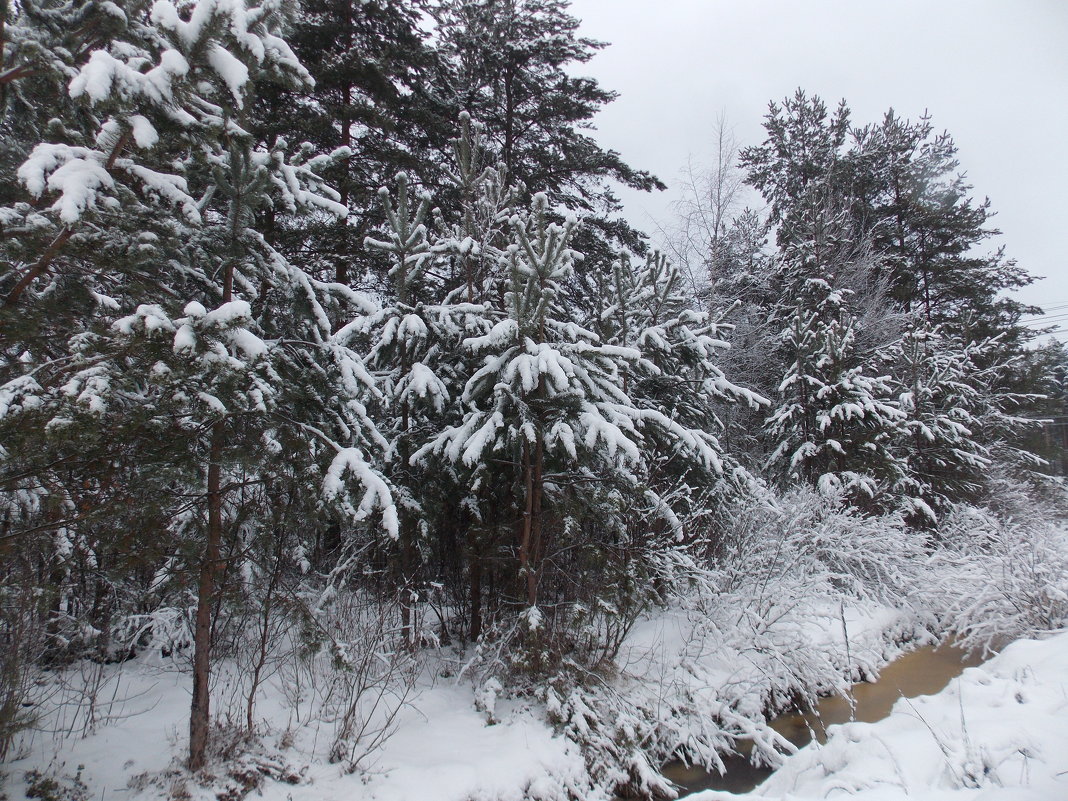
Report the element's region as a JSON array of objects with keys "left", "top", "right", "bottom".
[
  {"left": 503, "top": 65, "right": 515, "bottom": 185},
  {"left": 528, "top": 439, "right": 543, "bottom": 607},
  {"left": 398, "top": 396, "right": 415, "bottom": 649},
  {"left": 189, "top": 421, "right": 225, "bottom": 771},
  {"left": 336, "top": 76, "right": 352, "bottom": 286},
  {"left": 518, "top": 438, "right": 543, "bottom": 609},
  {"left": 399, "top": 521, "right": 413, "bottom": 648},
  {"left": 335, "top": 0, "right": 353, "bottom": 286},
  {"left": 245, "top": 541, "right": 281, "bottom": 733},
  {"left": 468, "top": 550, "right": 482, "bottom": 642},
  {"left": 518, "top": 440, "right": 533, "bottom": 605}
]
